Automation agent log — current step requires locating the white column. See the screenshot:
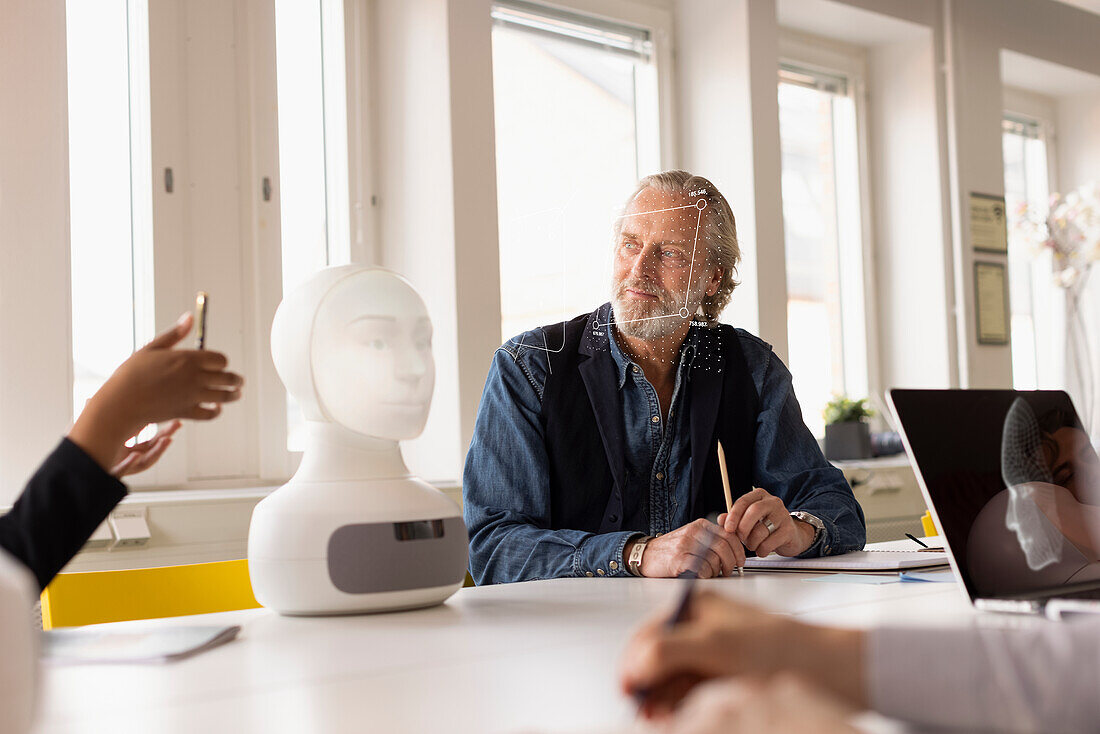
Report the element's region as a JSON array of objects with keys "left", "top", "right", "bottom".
[
  {"left": 0, "top": 0, "right": 75, "bottom": 504},
  {"left": 674, "top": 0, "right": 789, "bottom": 362},
  {"left": 372, "top": 0, "right": 501, "bottom": 482}
]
